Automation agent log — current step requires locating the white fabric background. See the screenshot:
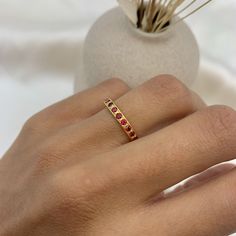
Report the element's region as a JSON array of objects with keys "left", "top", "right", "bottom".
[{"left": 0, "top": 1, "right": 236, "bottom": 235}]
